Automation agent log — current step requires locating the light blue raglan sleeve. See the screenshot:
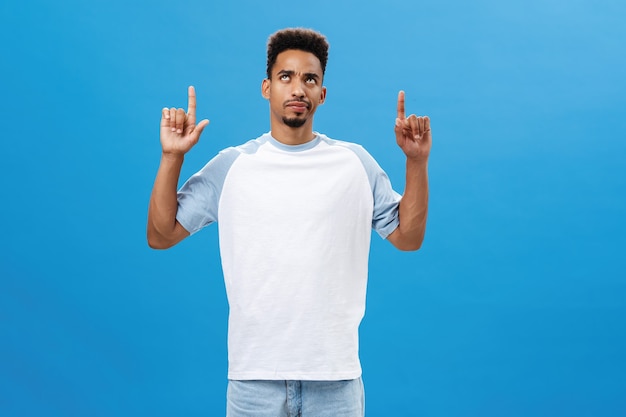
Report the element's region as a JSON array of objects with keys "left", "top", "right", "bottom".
[
  {"left": 175, "top": 147, "right": 240, "bottom": 235},
  {"left": 346, "top": 144, "right": 402, "bottom": 239}
]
